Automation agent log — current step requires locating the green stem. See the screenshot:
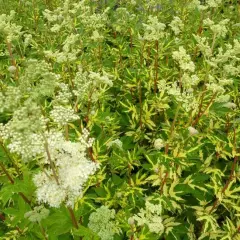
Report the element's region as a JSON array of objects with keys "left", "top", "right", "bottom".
[
  {"left": 138, "top": 79, "right": 143, "bottom": 130},
  {"left": 0, "top": 141, "right": 21, "bottom": 176},
  {"left": 211, "top": 33, "right": 217, "bottom": 53},
  {"left": 160, "top": 104, "right": 181, "bottom": 193},
  {"left": 39, "top": 222, "right": 48, "bottom": 240}
]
